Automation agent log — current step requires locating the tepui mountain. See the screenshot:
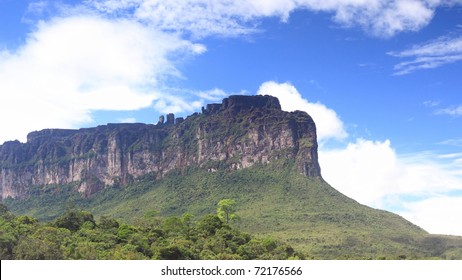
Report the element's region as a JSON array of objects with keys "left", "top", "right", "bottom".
[
  {"left": 0, "top": 95, "right": 320, "bottom": 199},
  {"left": 2, "top": 95, "right": 462, "bottom": 259}
]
